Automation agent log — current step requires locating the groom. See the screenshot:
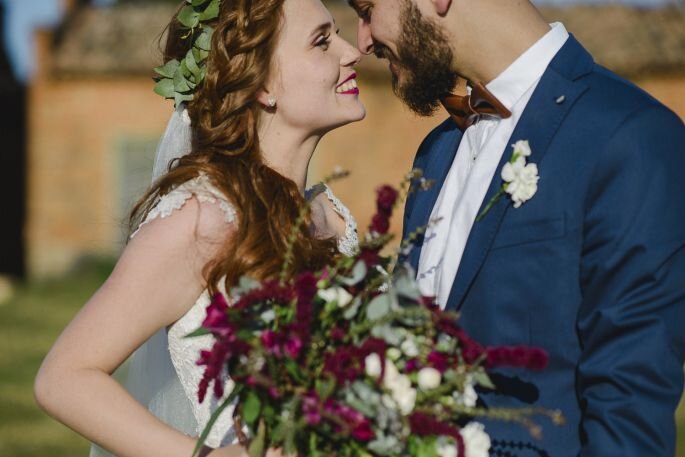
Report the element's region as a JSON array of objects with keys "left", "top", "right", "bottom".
[{"left": 348, "top": 0, "right": 685, "bottom": 455}]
